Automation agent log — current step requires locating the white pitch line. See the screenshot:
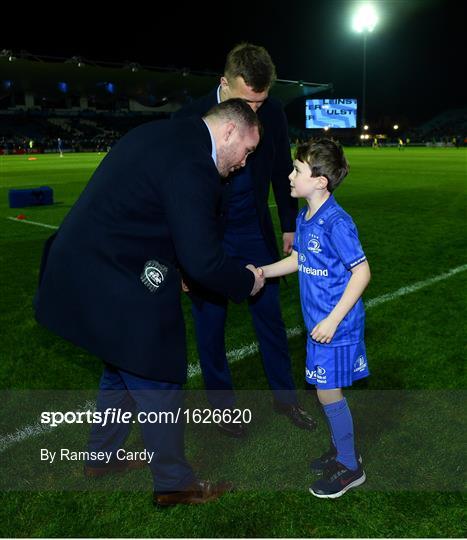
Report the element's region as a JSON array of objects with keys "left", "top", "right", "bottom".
[
  {"left": 1, "top": 264, "right": 466, "bottom": 454},
  {"left": 7, "top": 217, "right": 59, "bottom": 230},
  {"left": 365, "top": 264, "right": 467, "bottom": 309},
  {"left": 0, "top": 401, "right": 95, "bottom": 454},
  {"left": 188, "top": 325, "right": 303, "bottom": 379},
  {"left": 8, "top": 209, "right": 277, "bottom": 228}
]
